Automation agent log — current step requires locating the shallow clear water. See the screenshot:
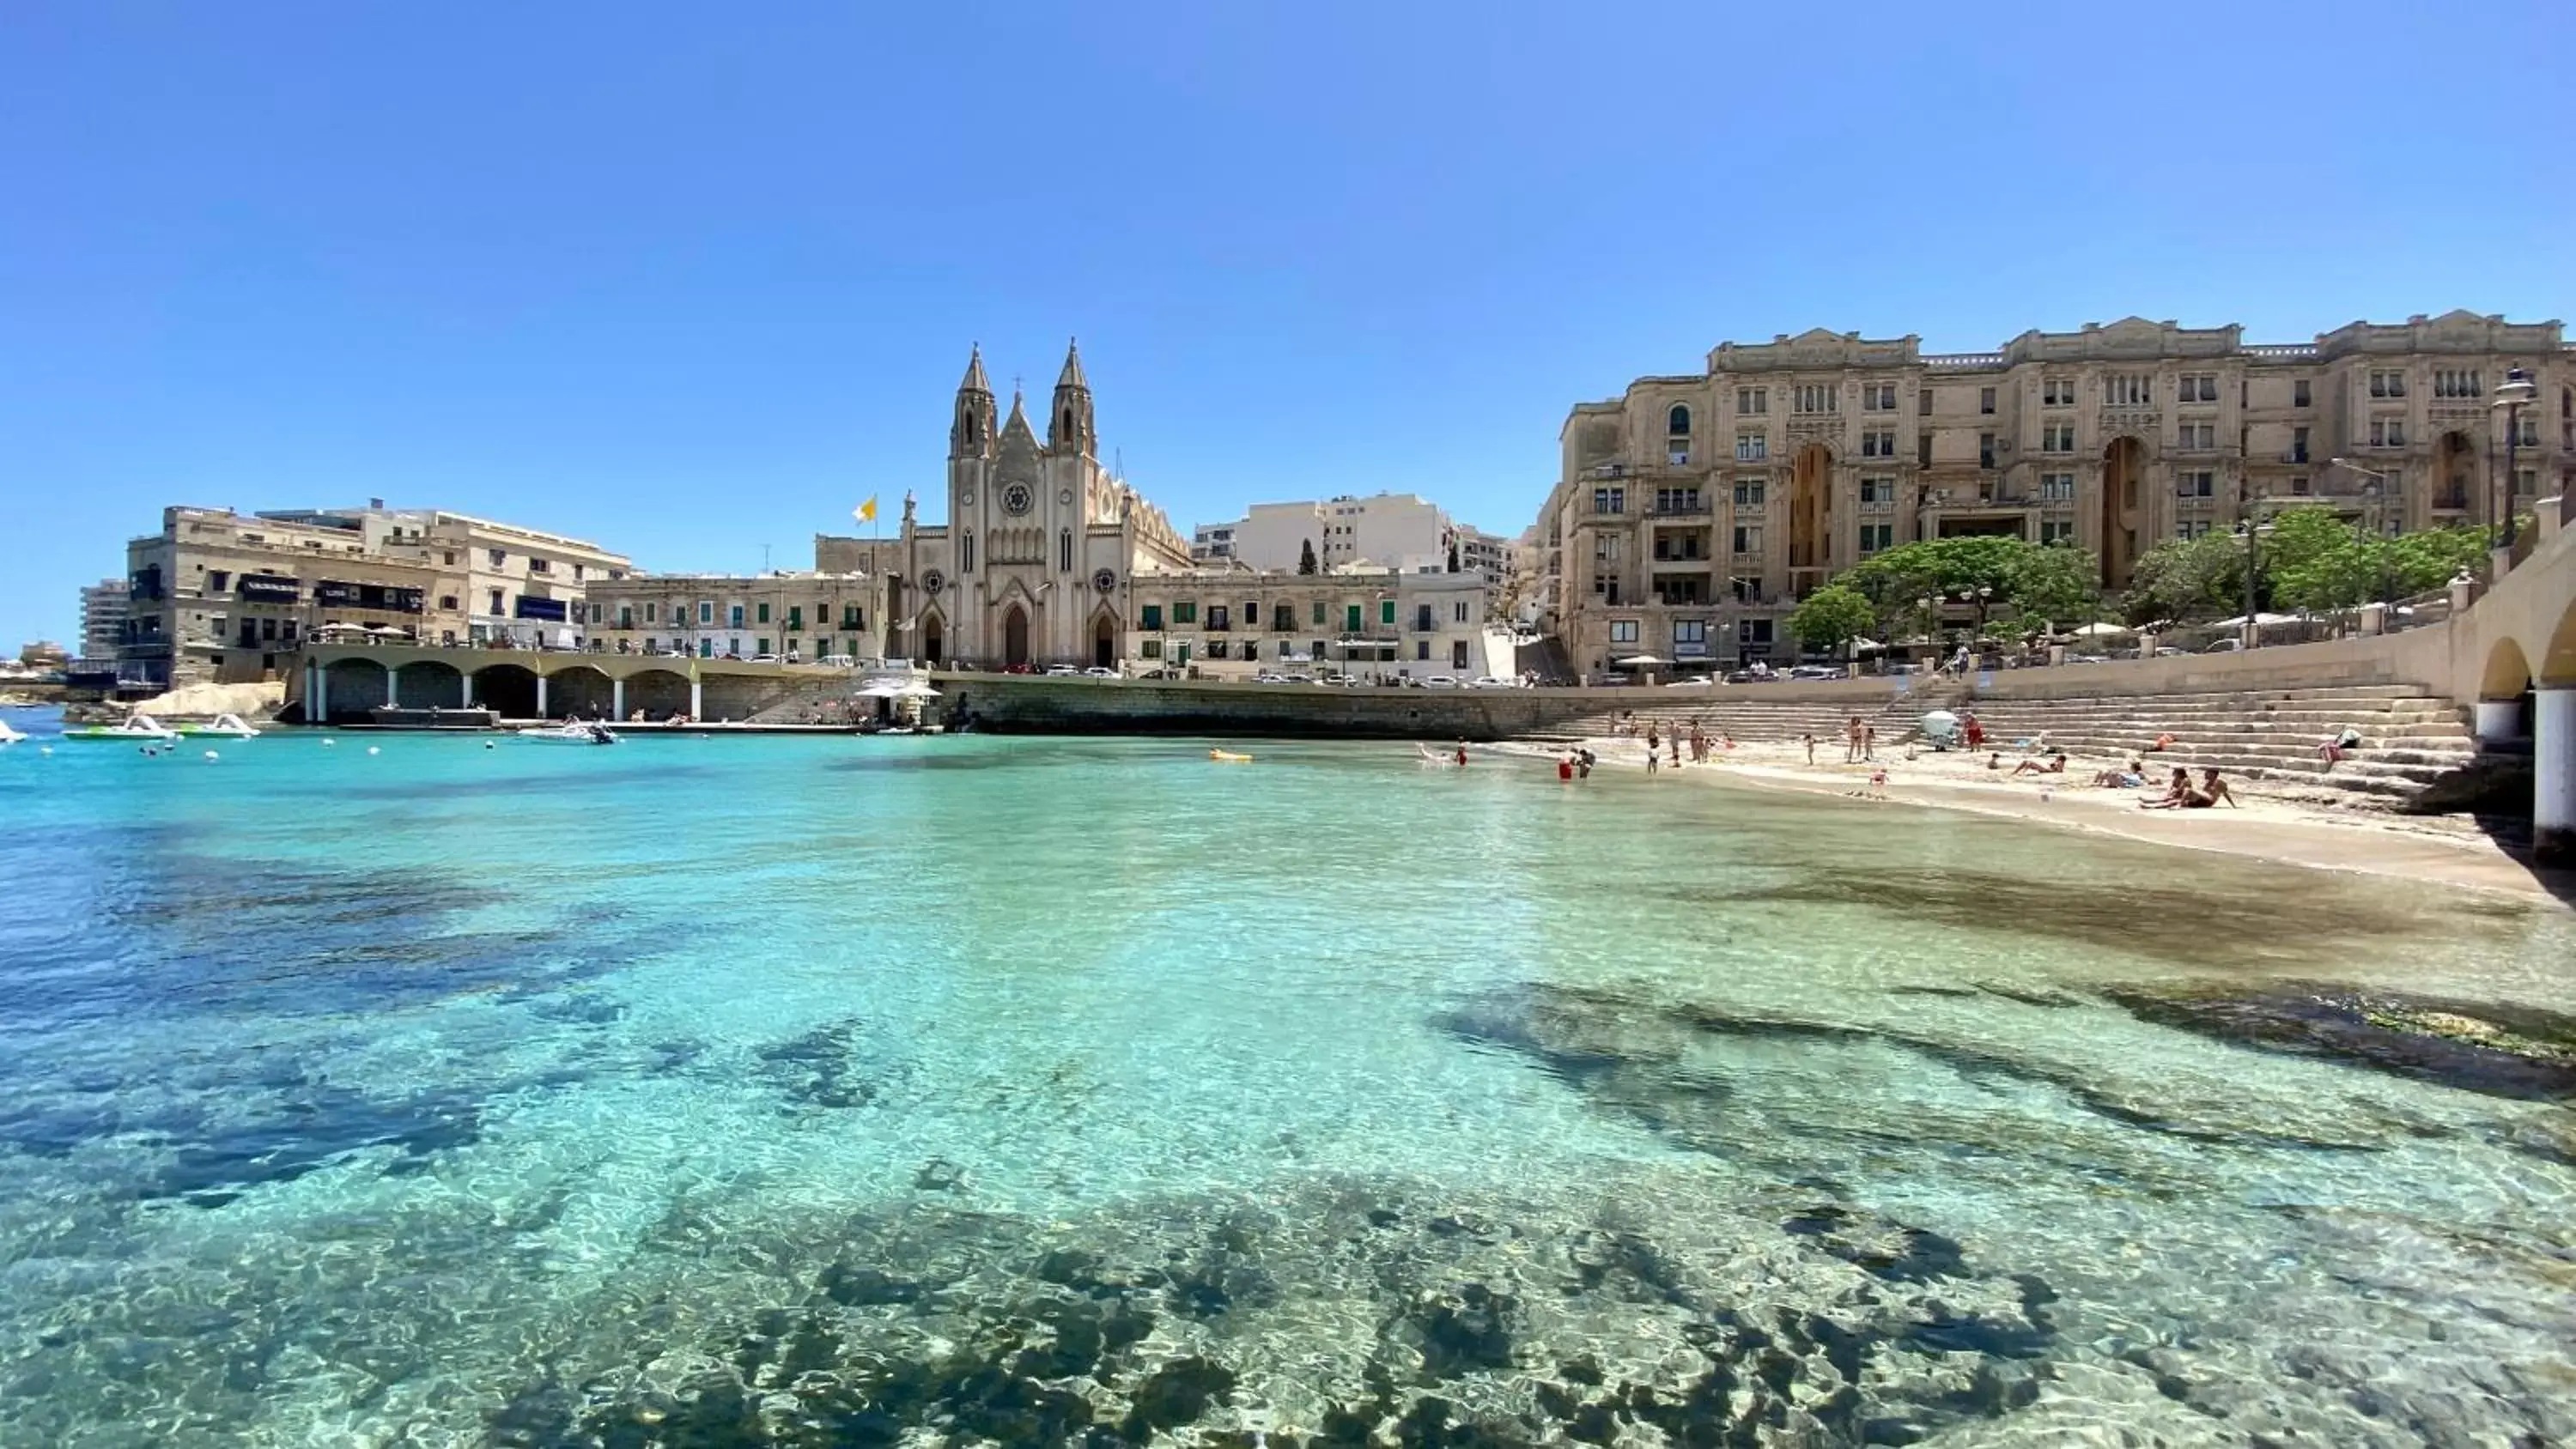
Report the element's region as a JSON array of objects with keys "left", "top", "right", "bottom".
[{"left": 2, "top": 711, "right": 2573, "bottom": 1446}]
